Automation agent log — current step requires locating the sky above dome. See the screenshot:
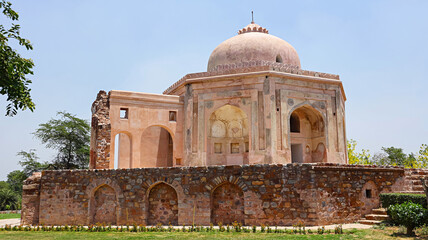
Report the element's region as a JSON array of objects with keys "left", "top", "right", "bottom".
[{"left": 0, "top": 0, "right": 427, "bottom": 180}]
